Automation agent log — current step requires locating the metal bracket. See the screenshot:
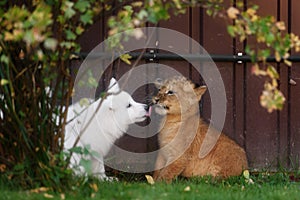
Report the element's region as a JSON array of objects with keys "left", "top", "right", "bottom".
[
  {"left": 237, "top": 52, "right": 243, "bottom": 64},
  {"left": 148, "top": 49, "right": 157, "bottom": 62}
]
